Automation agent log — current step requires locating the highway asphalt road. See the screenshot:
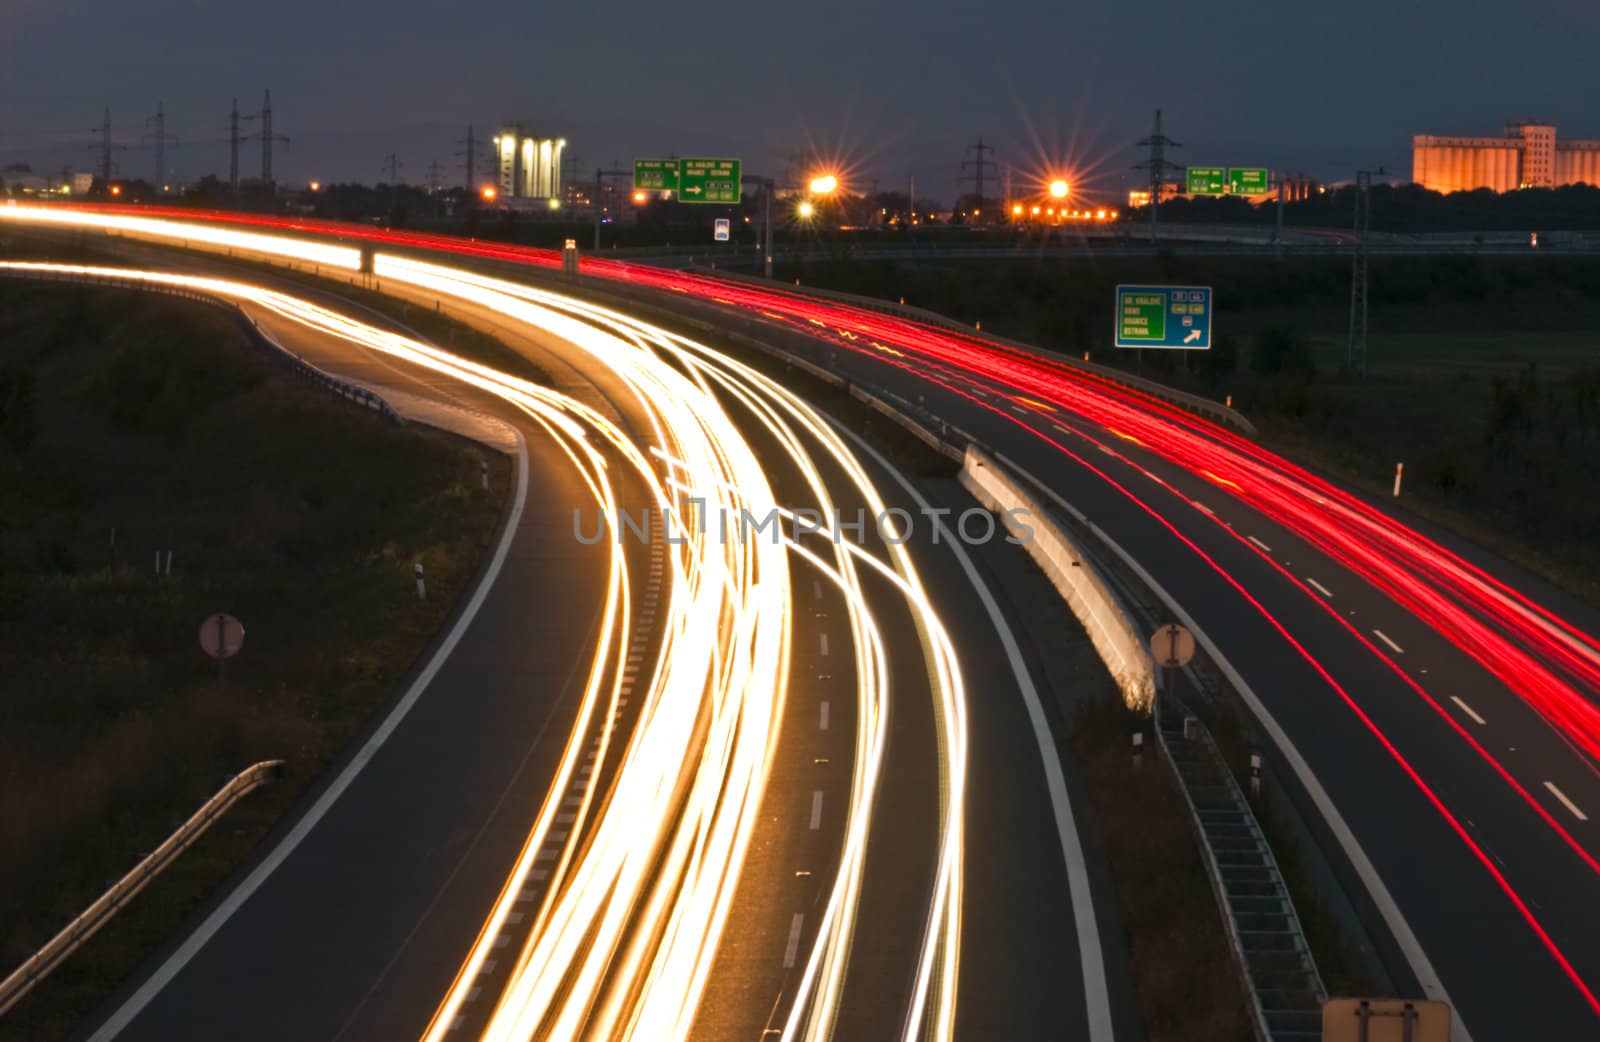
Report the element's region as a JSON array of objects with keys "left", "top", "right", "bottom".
[
  {"left": 36, "top": 239, "right": 1132, "bottom": 1042},
  {"left": 575, "top": 274, "right": 1600, "bottom": 1041}
]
